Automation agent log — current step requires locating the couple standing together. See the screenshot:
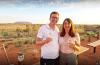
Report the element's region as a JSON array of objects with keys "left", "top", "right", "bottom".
[{"left": 36, "top": 11, "right": 80, "bottom": 65}]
